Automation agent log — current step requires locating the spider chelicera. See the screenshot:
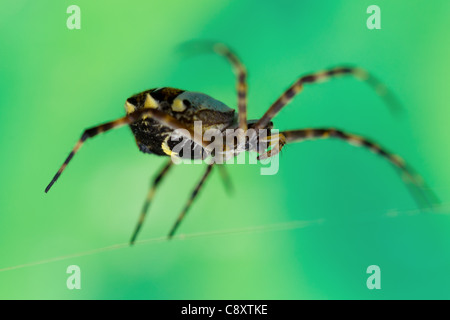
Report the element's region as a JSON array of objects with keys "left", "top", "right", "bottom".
[{"left": 45, "top": 42, "right": 438, "bottom": 244}]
